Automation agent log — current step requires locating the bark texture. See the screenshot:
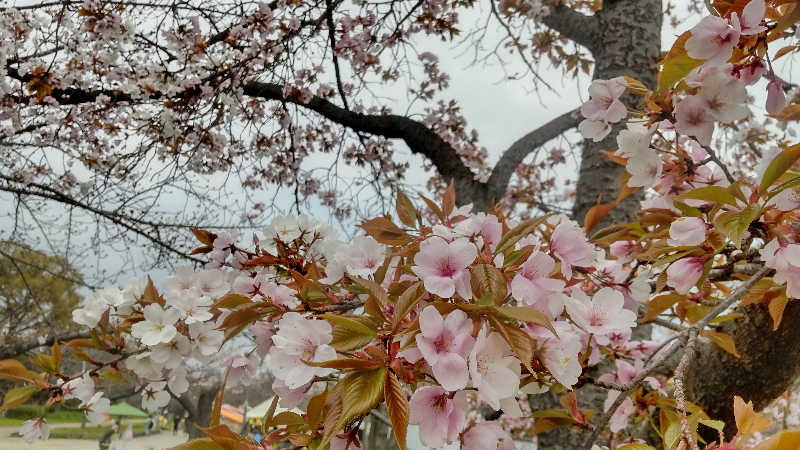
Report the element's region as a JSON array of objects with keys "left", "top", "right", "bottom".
[
  {"left": 571, "top": 0, "right": 662, "bottom": 228},
  {"left": 532, "top": 1, "right": 662, "bottom": 448},
  {"left": 687, "top": 300, "right": 800, "bottom": 439}
]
